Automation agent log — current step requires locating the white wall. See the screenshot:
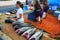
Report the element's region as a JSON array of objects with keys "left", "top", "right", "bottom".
[
  {"left": 12, "top": 0, "right": 26, "bottom": 2},
  {"left": 0, "top": 0, "right": 26, "bottom": 6},
  {"left": 0, "top": 1, "right": 16, "bottom": 6}
]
